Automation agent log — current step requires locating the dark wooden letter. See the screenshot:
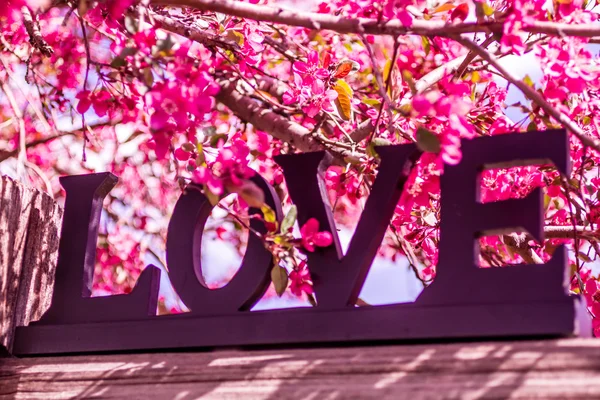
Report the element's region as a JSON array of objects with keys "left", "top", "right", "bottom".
[
  {"left": 166, "top": 174, "right": 283, "bottom": 315},
  {"left": 418, "top": 129, "right": 572, "bottom": 306},
  {"left": 38, "top": 173, "right": 160, "bottom": 324},
  {"left": 275, "top": 145, "right": 419, "bottom": 308}
]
